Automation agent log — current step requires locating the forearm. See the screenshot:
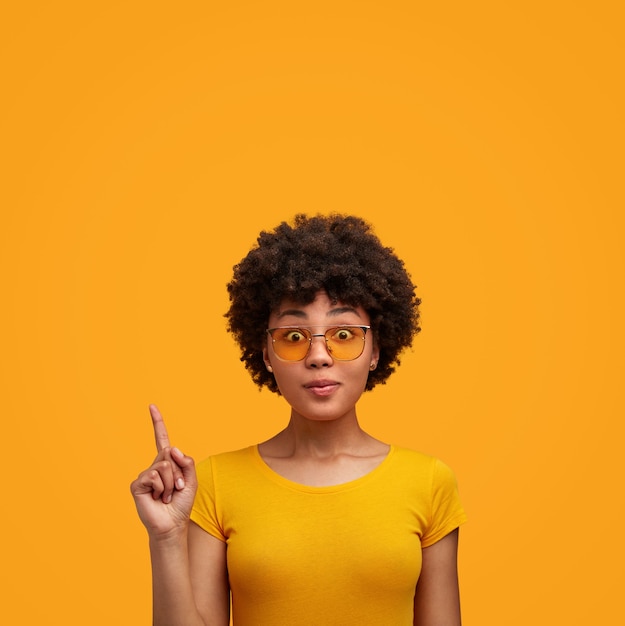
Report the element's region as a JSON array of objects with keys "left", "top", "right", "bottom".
[{"left": 149, "top": 529, "right": 206, "bottom": 626}]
